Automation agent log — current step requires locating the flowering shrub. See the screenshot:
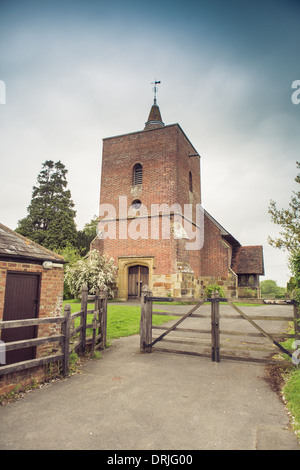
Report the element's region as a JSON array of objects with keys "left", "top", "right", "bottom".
[{"left": 65, "top": 249, "right": 117, "bottom": 298}]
